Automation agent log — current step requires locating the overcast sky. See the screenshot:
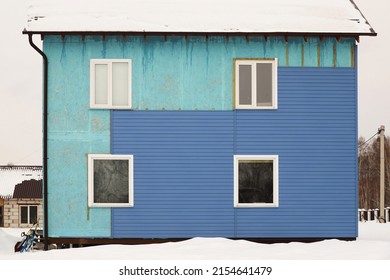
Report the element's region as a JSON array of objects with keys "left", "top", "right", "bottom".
[{"left": 0, "top": 0, "right": 388, "bottom": 165}]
